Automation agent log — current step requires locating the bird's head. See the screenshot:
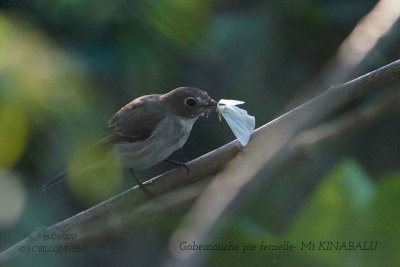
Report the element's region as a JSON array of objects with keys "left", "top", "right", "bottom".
[{"left": 162, "top": 87, "right": 217, "bottom": 118}]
